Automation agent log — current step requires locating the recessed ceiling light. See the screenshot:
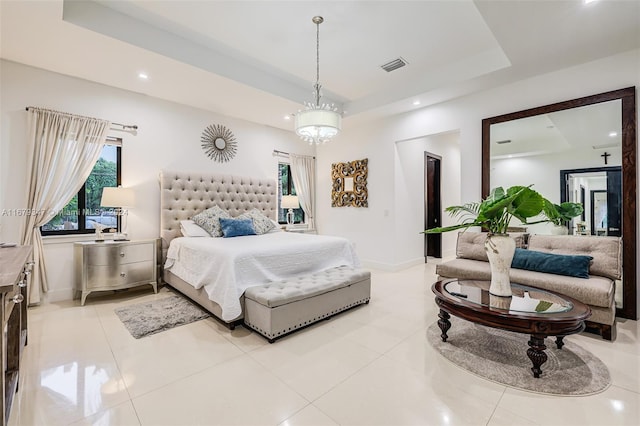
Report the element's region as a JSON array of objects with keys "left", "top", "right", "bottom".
[
  {"left": 585, "top": 0, "right": 598, "bottom": 4},
  {"left": 413, "top": 100, "right": 420, "bottom": 106},
  {"left": 609, "top": 131, "right": 618, "bottom": 137},
  {"left": 284, "top": 115, "right": 291, "bottom": 120},
  {"left": 138, "top": 72, "right": 149, "bottom": 80}
]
